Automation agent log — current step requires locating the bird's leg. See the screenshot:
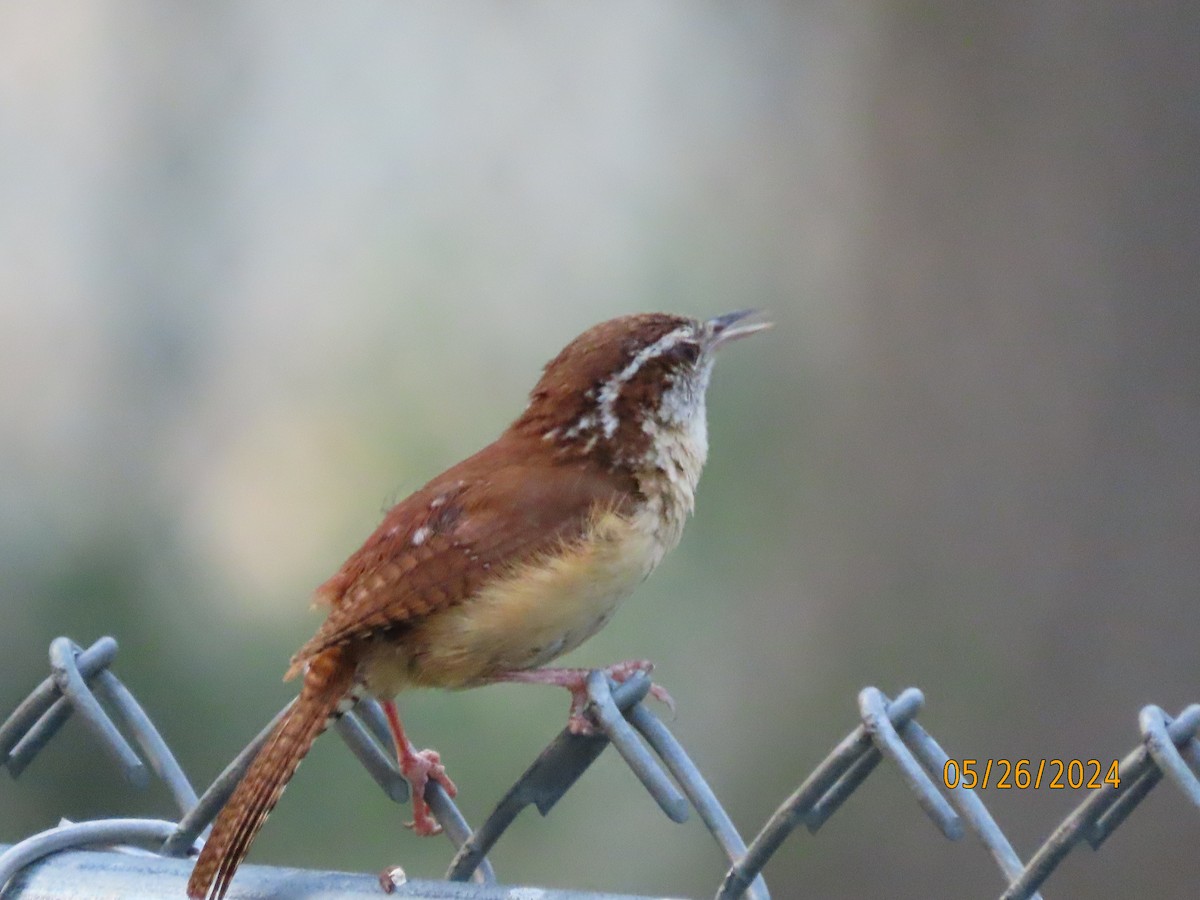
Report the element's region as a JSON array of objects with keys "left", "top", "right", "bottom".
[
  {"left": 495, "top": 659, "right": 675, "bottom": 735},
  {"left": 380, "top": 699, "right": 457, "bottom": 835}
]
